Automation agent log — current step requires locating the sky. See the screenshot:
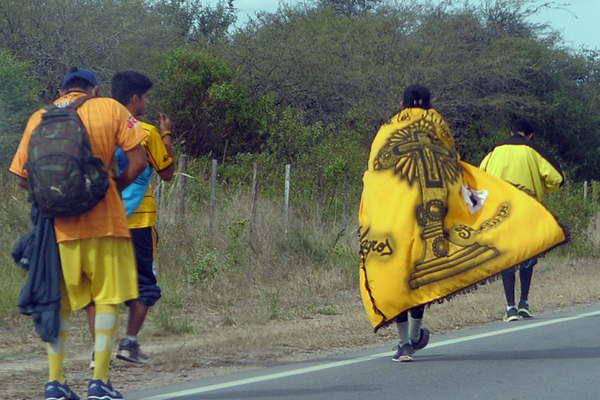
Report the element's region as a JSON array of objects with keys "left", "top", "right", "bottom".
[{"left": 225, "top": 0, "right": 600, "bottom": 50}]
